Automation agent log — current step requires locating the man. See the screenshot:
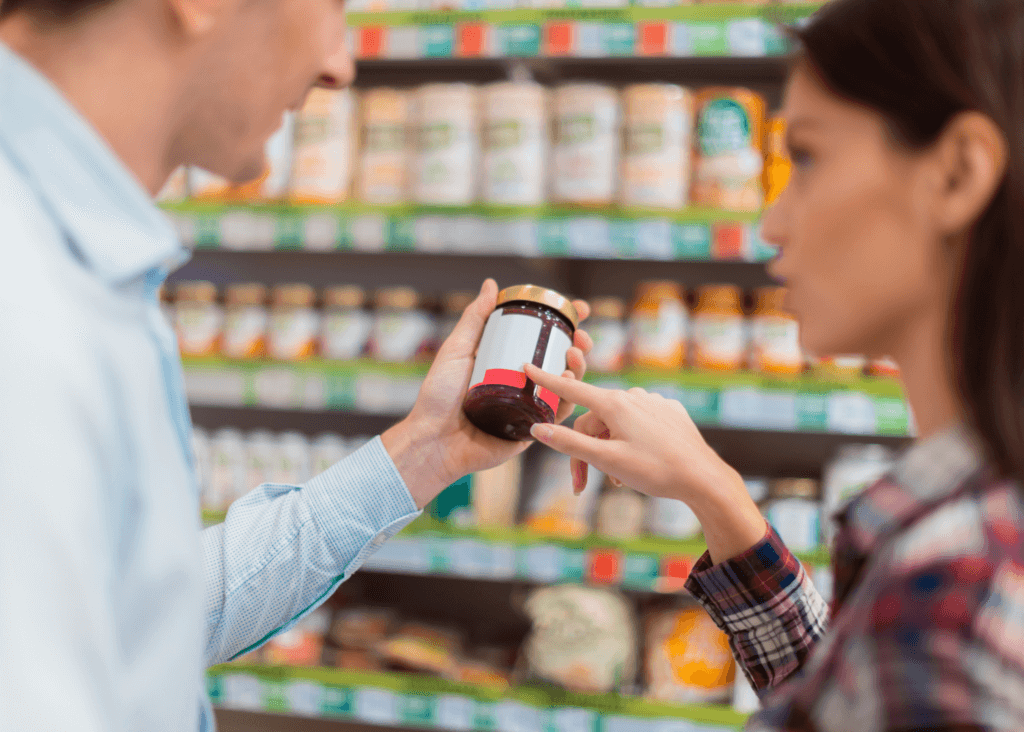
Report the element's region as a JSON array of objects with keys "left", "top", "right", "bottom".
[{"left": 0, "top": 0, "right": 591, "bottom": 729}]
